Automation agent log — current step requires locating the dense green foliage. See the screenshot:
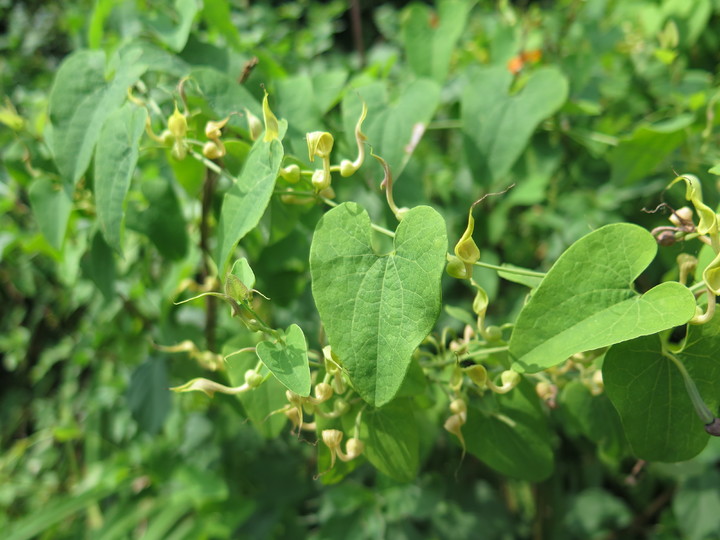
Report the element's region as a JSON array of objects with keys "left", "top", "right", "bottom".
[{"left": 3, "top": 0, "right": 720, "bottom": 538}]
